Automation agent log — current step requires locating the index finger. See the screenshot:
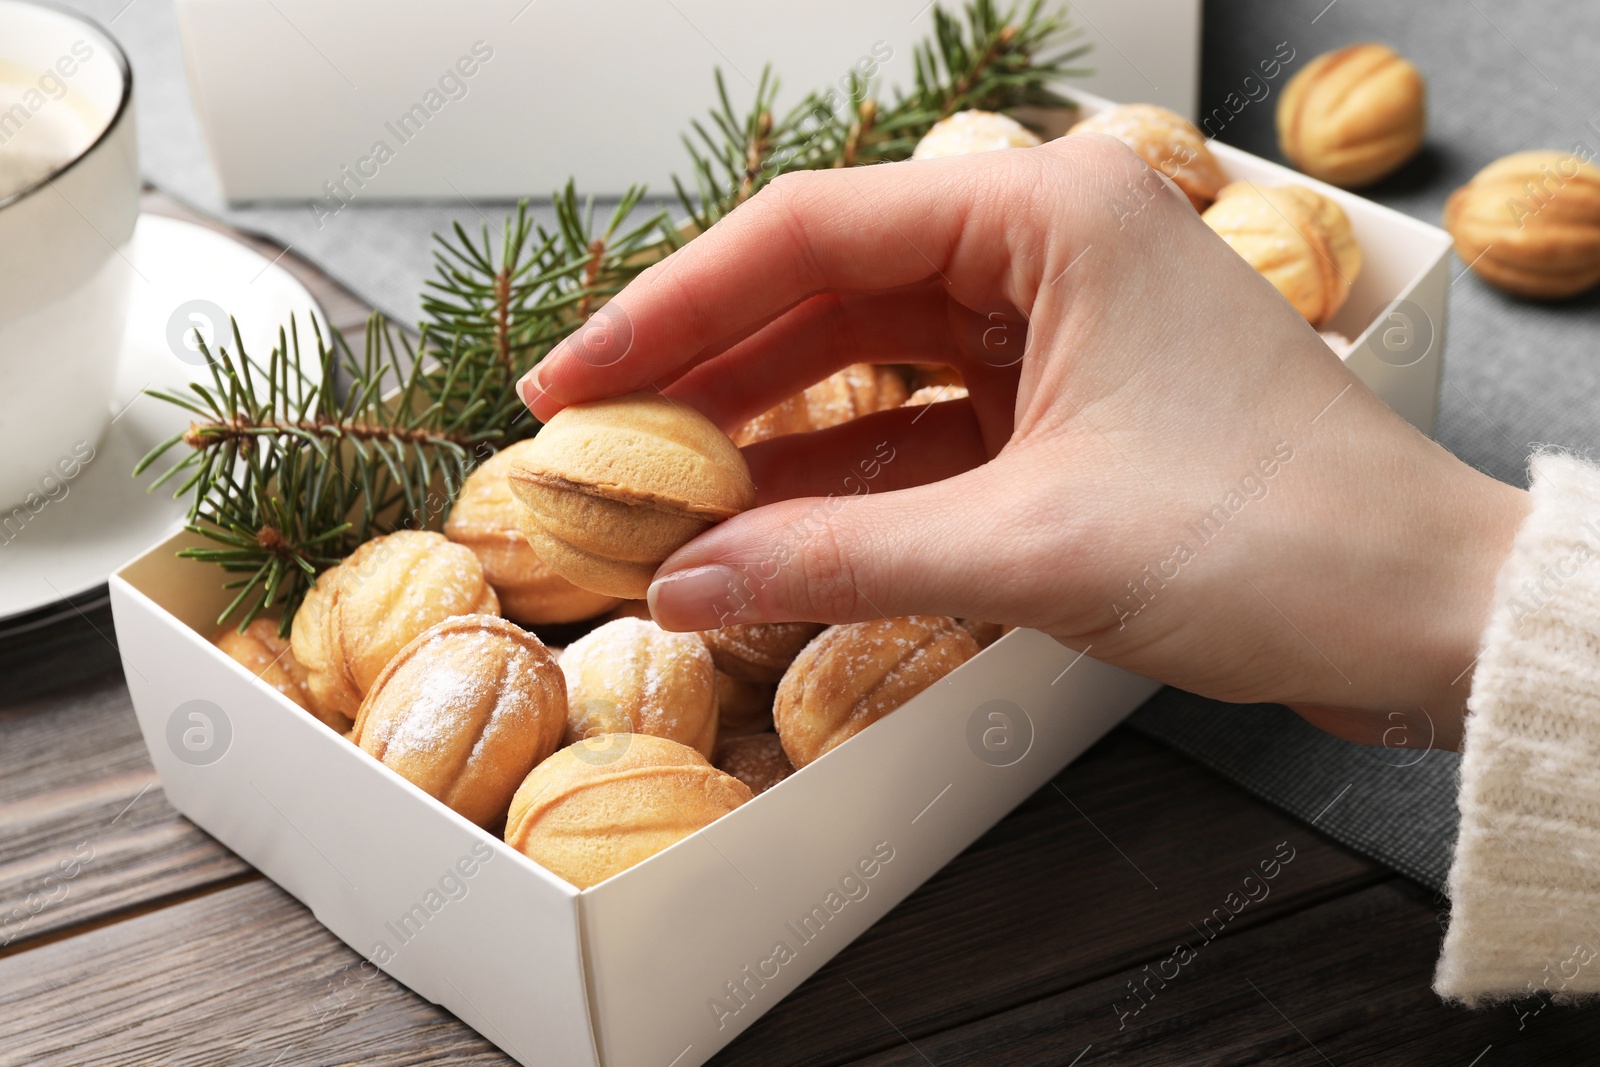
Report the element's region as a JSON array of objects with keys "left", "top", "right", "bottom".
[{"left": 520, "top": 152, "right": 1038, "bottom": 422}]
